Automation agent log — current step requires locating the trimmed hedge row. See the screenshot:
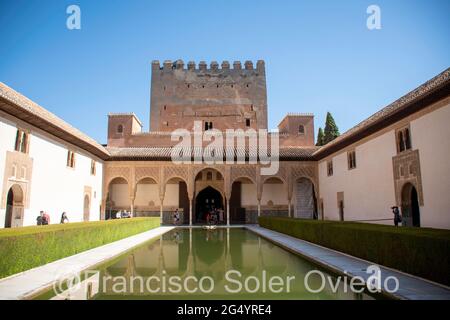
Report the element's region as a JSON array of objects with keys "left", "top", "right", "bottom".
[
  {"left": 258, "top": 216, "right": 450, "bottom": 286},
  {"left": 0, "top": 217, "right": 160, "bottom": 279}
]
